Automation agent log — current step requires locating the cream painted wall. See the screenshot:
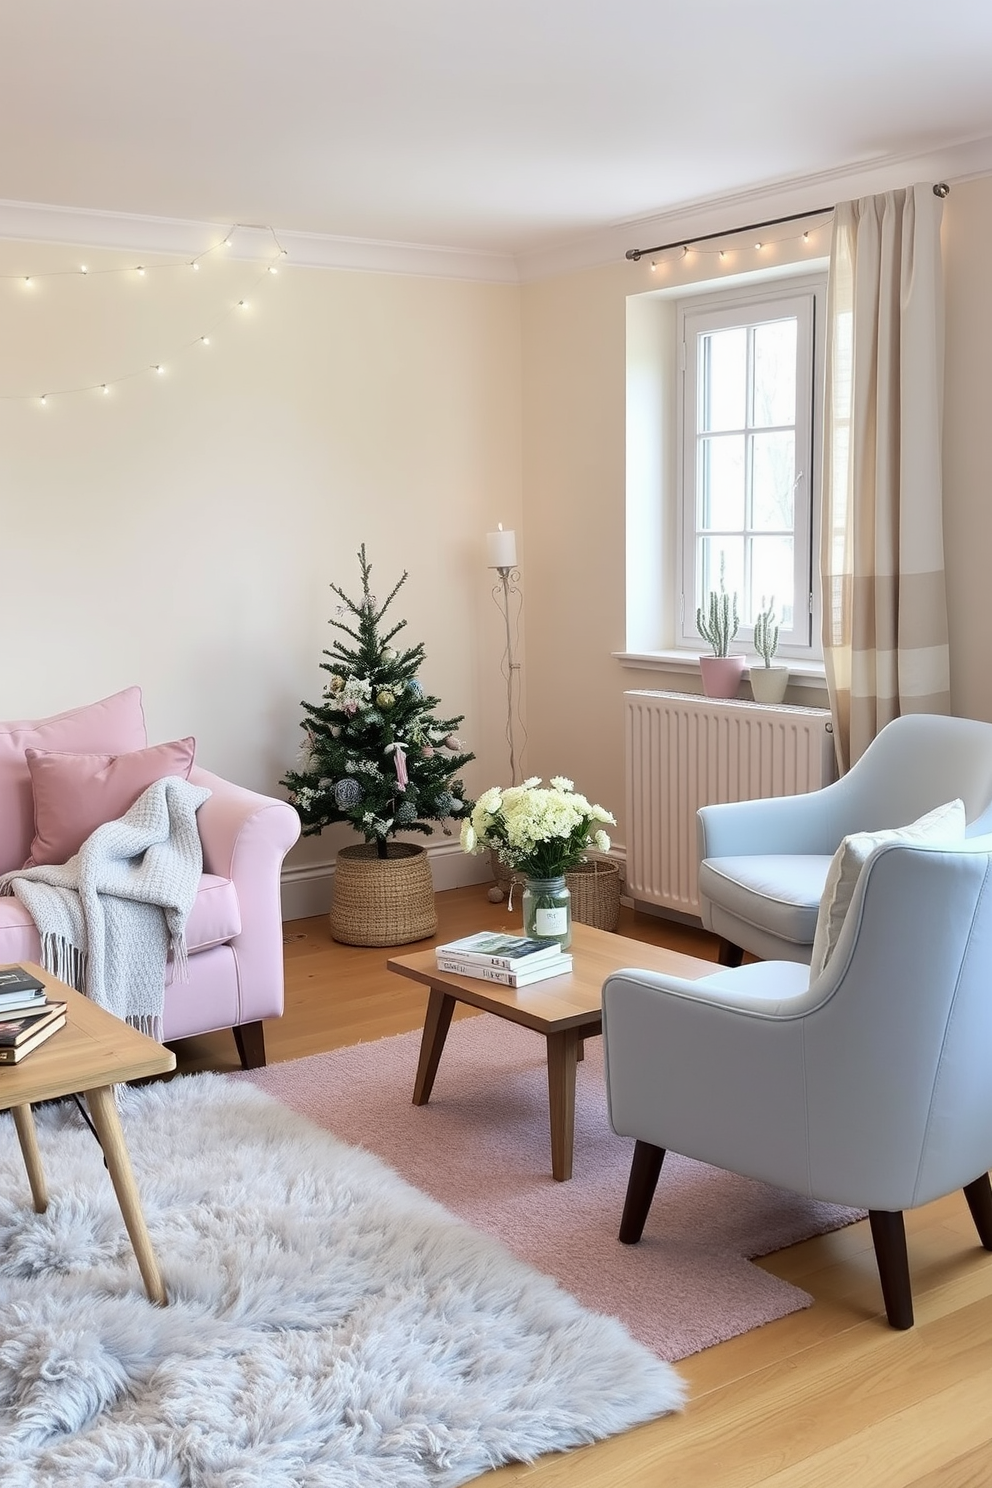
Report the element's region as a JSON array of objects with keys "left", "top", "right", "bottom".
[
  {"left": 0, "top": 239, "right": 522, "bottom": 909},
  {"left": 942, "top": 179, "right": 992, "bottom": 724},
  {"left": 519, "top": 177, "right": 992, "bottom": 852}
]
